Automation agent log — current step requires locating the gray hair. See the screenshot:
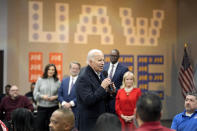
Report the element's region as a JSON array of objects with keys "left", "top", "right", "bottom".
[
  {"left": 69, "top": 61, "right": 81, "bottom": 69},
  {"left": 86, "top": 49, "right": 103, "bottom": 64},
  {"left": 186, "top": 92, "right": 197, "bottom": 100}
]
